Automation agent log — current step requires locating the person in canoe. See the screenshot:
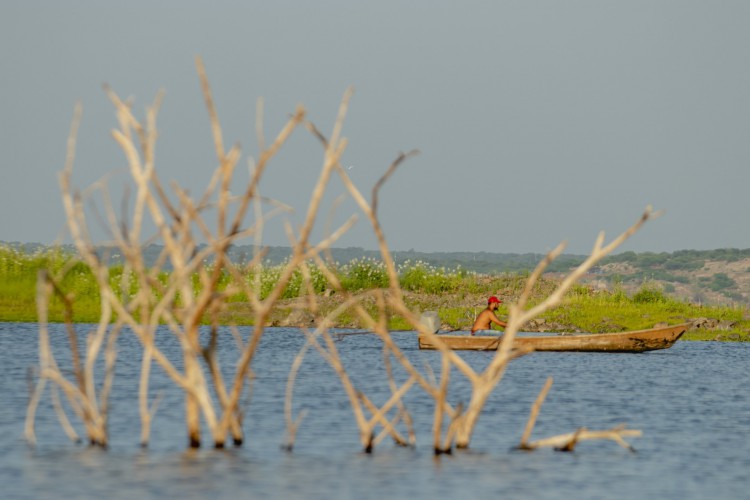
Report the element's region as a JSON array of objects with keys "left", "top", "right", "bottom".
[{"left": 471, "top": 296, "right": 508, "bottom": 335}]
